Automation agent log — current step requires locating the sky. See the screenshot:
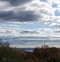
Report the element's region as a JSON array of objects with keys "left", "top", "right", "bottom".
[{"left": 0, "top": 0, "right": 60, "bottom": 38}]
